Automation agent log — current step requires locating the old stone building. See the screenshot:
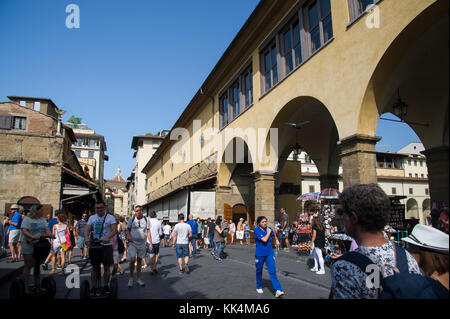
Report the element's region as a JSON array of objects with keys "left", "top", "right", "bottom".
[
  {"left": 0, "top": 96, "right": 98, "bottom": 218},
  {"left": 105, "top": 167, "right": 128, "bottom": 216}
]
